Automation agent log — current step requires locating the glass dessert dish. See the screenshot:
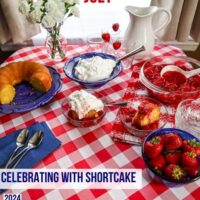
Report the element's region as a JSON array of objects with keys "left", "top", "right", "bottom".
[
  {"left": 62, "top": 90, "right": 106, "bottom": 127},
  {"left": 119, "top": 96, "right": 168, "bottom": 138},
  {"left": 175, "top": 98, "right": 200, "bottom": 138},
  {"left": 142, "top": 128, "right": 200, "bottom": 186},
  {"left": 140, "top": 56, "right": 200, "bottom": 104}
]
